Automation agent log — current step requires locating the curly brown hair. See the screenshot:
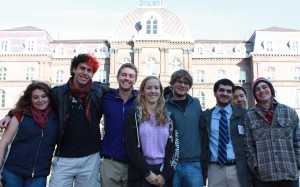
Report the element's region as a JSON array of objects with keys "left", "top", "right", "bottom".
[{"left": 14, "top": 81, "right": 52, "bottom": 114}]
